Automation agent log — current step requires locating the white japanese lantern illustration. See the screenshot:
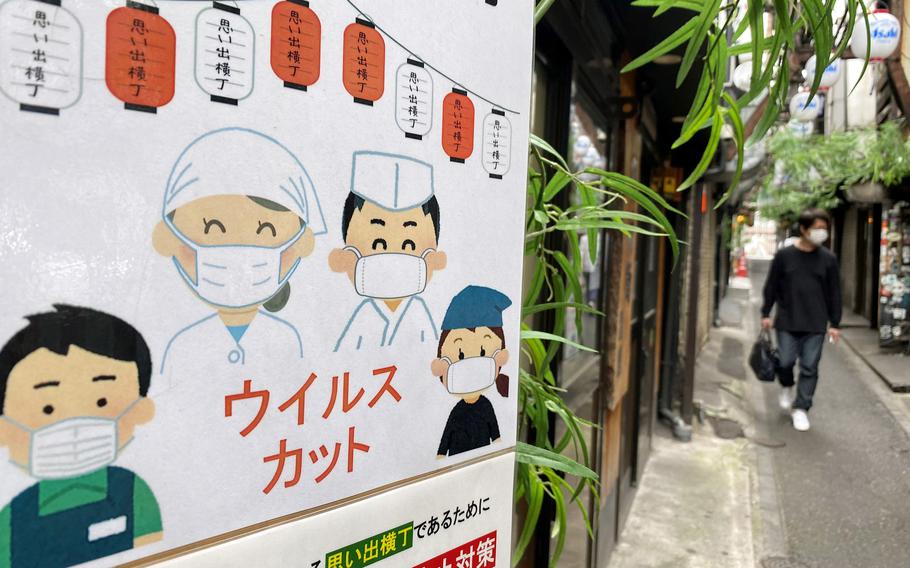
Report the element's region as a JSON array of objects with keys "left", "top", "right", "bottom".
[
  {"left": 804, "top": 55, "right": 842, "bottom": 90},
  {"left": 482, "top": 109, "right": 512, "bottom": 179},
  {"left": 395, "top": 58, "right": 432, "bottom": 140},
  {"left": 194, "top": 1, "right": 255, "bottom": 104},
  {"left": 789, "top": 91, "right": 823, "bottom": 122},
  {"left": 850, "top": 8, "right": 900, "bottom": 61},
  {"left": 0, "top": 0, "right": 82, "bottom": 114}
]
